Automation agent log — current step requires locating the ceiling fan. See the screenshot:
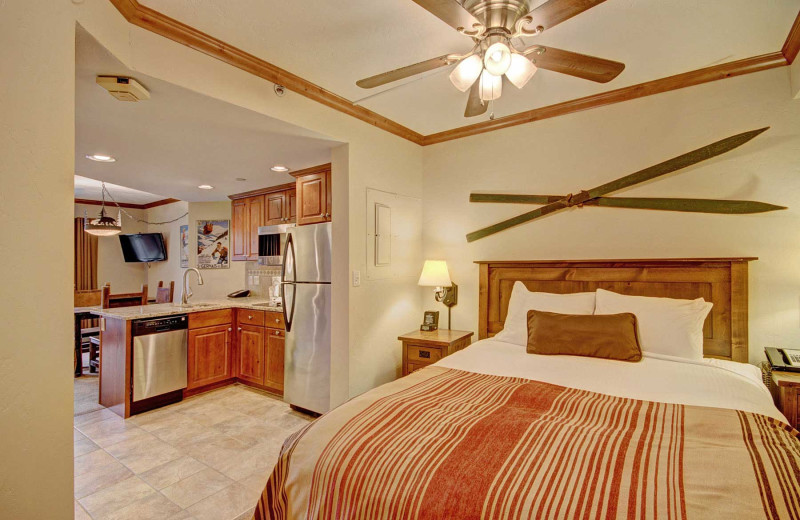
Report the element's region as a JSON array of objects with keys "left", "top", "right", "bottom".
[{"left": 356, "top": 0, "right": 625, "bottom": 117}]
